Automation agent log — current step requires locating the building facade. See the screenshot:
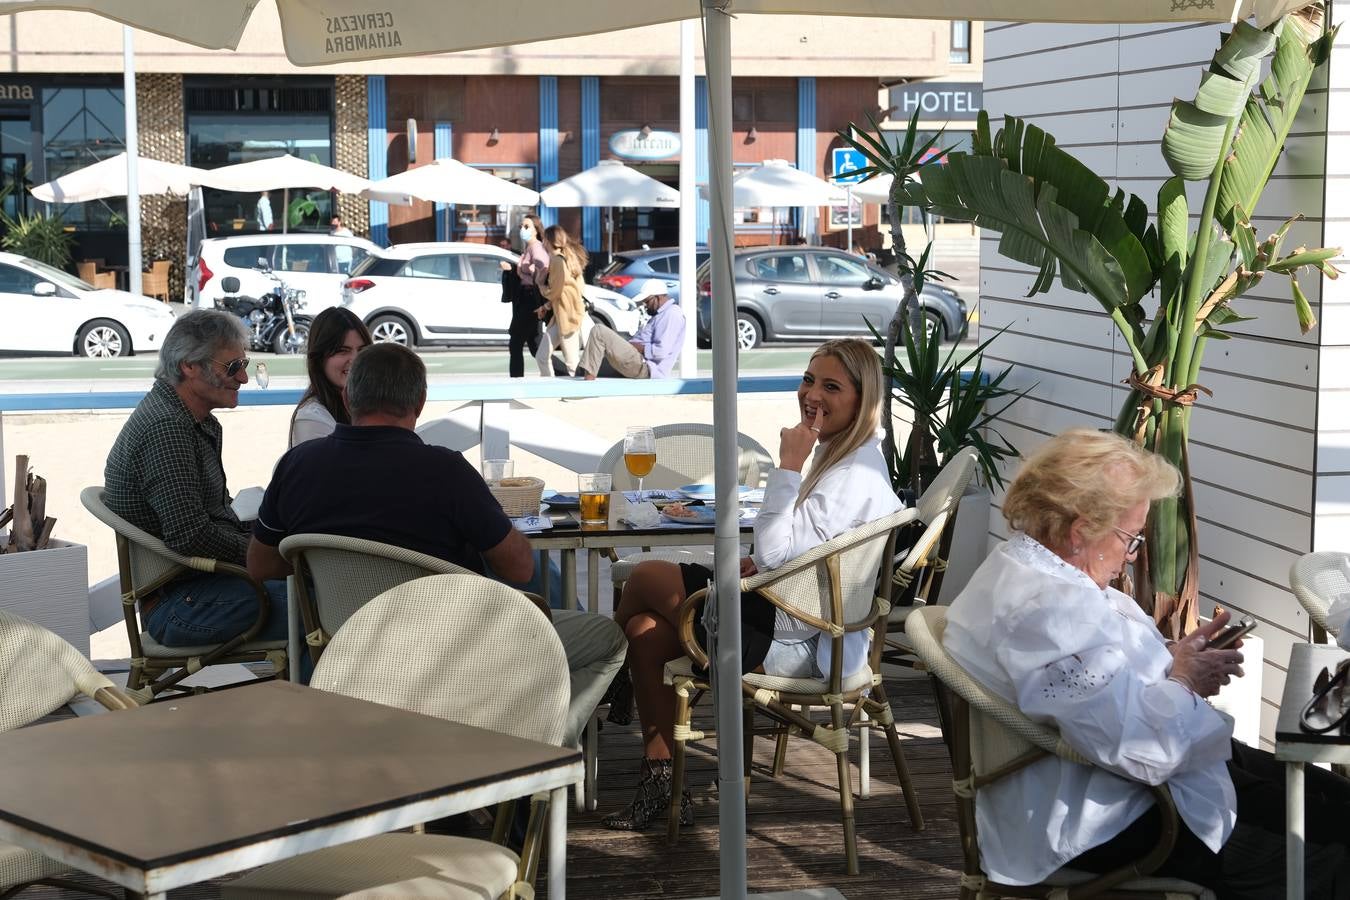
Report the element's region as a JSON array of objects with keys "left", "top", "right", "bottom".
[{"left": 0, "top": 8, "right": 981, "bottom": 296}]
